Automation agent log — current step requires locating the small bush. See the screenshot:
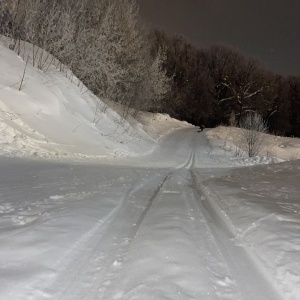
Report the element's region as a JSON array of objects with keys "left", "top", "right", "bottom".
[{"left": 239, "top": 112, "right": 268, "bottom": 157}]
